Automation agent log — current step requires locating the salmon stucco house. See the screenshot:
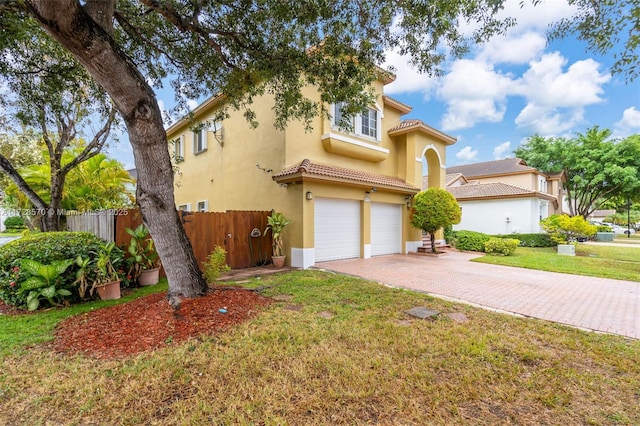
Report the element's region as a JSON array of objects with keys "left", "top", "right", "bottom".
[{"left": 166, "top": 73, "right": 456, "bottom": 268}]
